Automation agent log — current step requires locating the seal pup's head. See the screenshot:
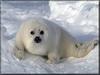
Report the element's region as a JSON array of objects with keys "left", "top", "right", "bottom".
[{"left": 22, "top": 19, "right": 49, "bottom": 54}]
